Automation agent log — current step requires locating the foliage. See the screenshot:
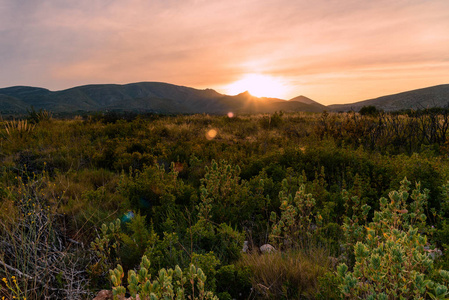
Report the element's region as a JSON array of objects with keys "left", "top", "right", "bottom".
[
  {"left": 90, "top": 218, "right": 123, "bottom": 278},
  {"left": 337, "top": 178, "right": 449, "bottom": 299},
  {"left": 109, "top": 255, "right": 218, "bottom": 300},
  {"left": 215, "top": 264, "right": 252, "bottom": 299},
  {"left": 191, "top": 164, "right": 246, "bottom": 264},
  {"left": 270, "top": 177, "right": 322, "bottom": 249},
  {"left": 4, "top": 119, "right": 34, "bottom": 138},
  {"left": 0, "top": 171, "right": 92, "bottom": 299},
  {"left": 2, "top": 111, "right": 449, "bottom": 298},
  {"left": 240, "top": 248, "right": 330, "bottom": 299},
  {"left": 359, "top": 105, "right": 380, "bottom": 116},
  {"left": 27, "top": 107, "right": 53, "bottom": 124}
]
